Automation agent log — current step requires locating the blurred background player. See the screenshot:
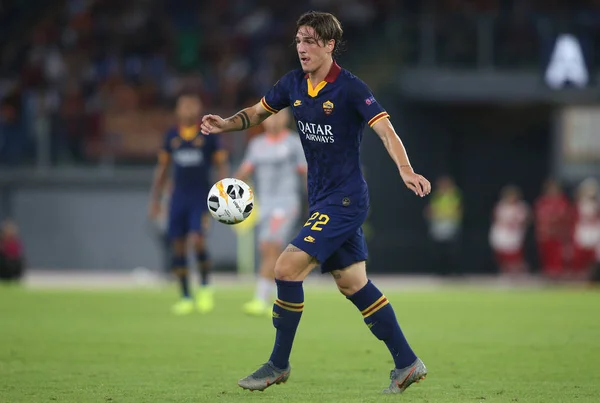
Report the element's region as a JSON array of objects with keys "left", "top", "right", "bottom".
[
  {"left": 0, "top": 220, "right": 25, "bottom": 283},
  {"left": 591, "top": 240, "right": 600, "bottom": 285},
  {"left": 149, "top": 178, "right": 173, "bottom": 279},
  {"left": 570, "top": 177, "right": 600, "bottom": 280},
  {"left": 489, "top": 185, "right": 530, "bottom": 278},
  {"left": 149, "top": 93, "right": 228, "bottom": 315},
  {"left": 533, "top": 178, "right": 572, "bottom": 280},
  {"left": 235, "top": 108, "right": 307, "bottom": 316},
  {"left": 424, "top": 175, "right": 463, "bottom": 277}
]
